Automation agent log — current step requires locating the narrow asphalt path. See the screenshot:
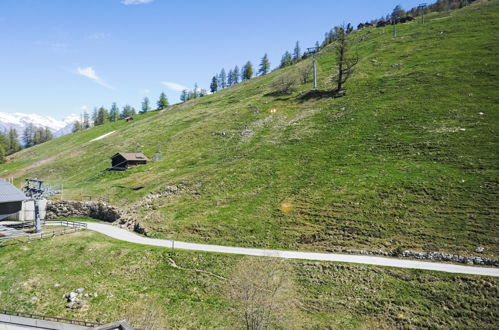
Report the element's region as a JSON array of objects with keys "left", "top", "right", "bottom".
[{"left": 56, "top": 222, "right": 499, "bottom": 277}]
